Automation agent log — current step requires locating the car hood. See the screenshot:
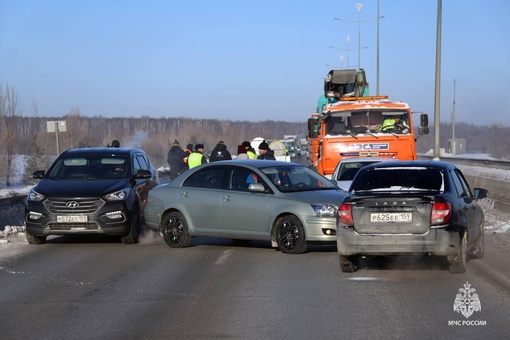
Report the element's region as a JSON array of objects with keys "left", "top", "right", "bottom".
[
  {"left": 34, "top": 179, "right": 131, "bottom": 197},
  {"left": 285, "top": 189, "right": 347, "bottom": 204}
]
